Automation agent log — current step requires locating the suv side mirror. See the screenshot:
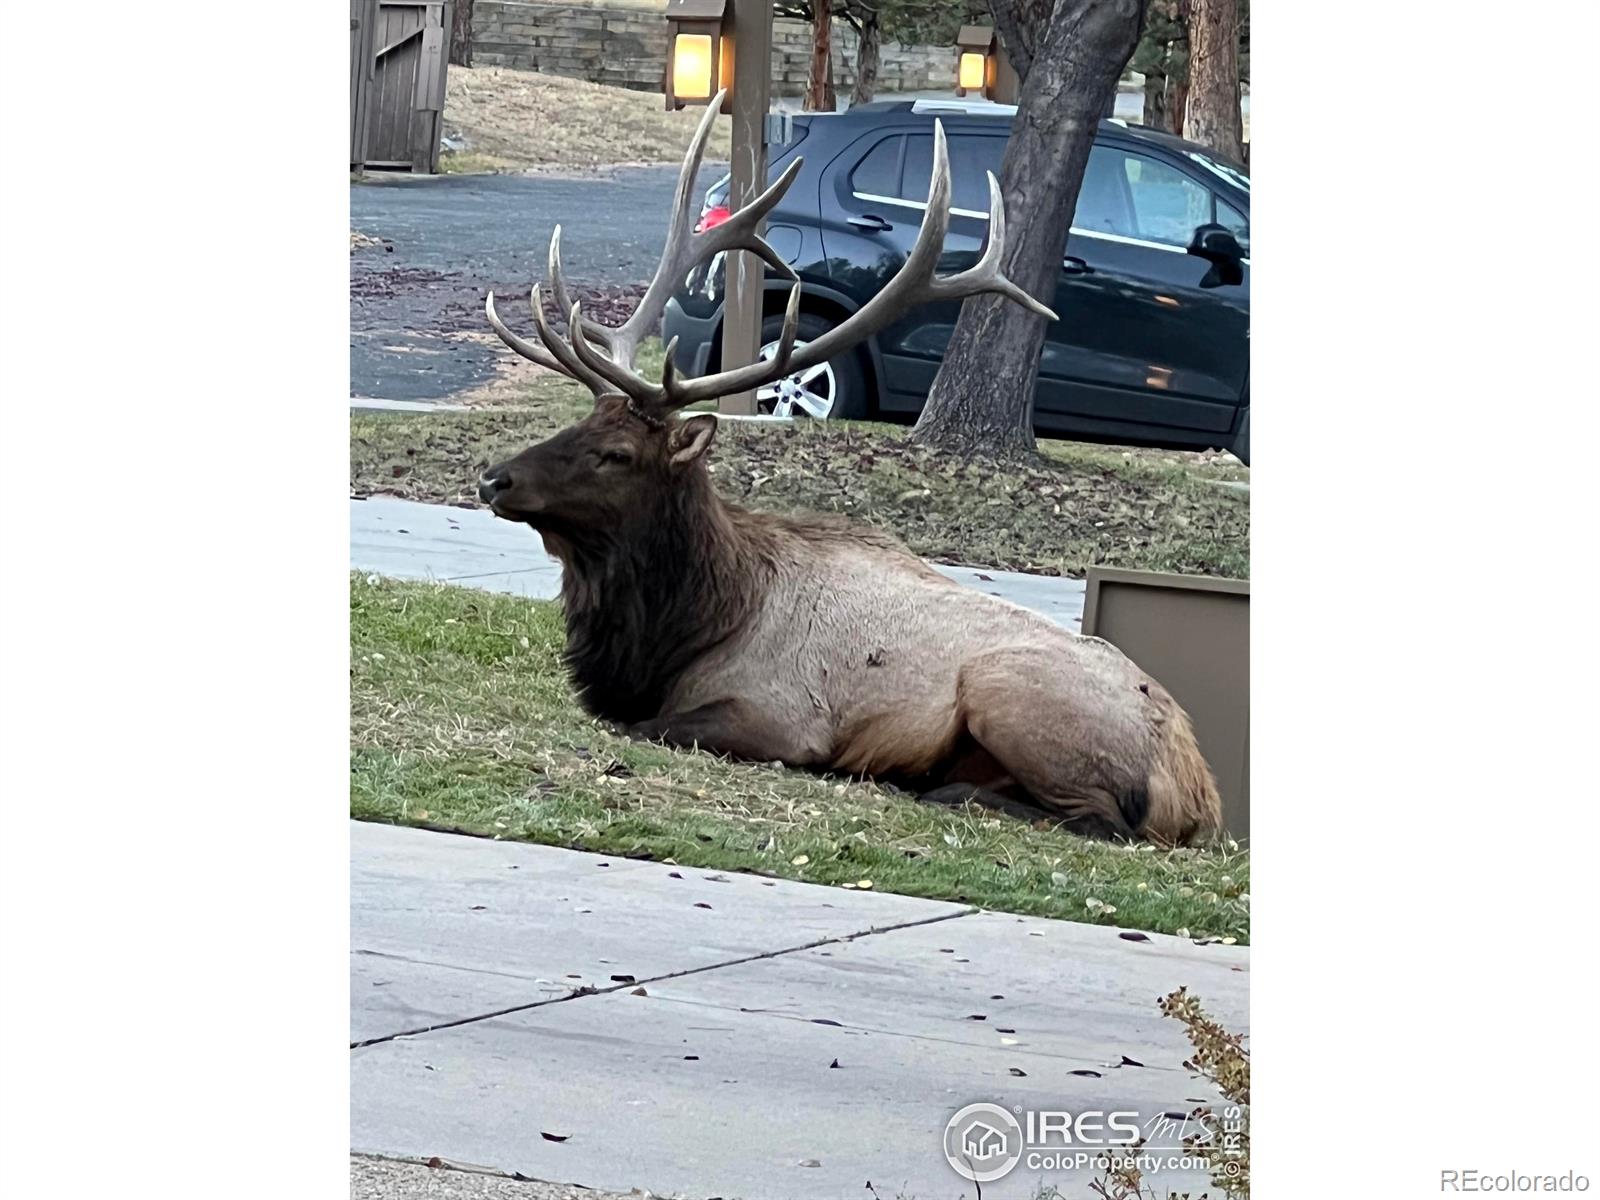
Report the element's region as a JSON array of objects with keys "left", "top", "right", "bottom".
[{"left": 1187, "top": 223, "right": 1245, "bottom": 288}]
